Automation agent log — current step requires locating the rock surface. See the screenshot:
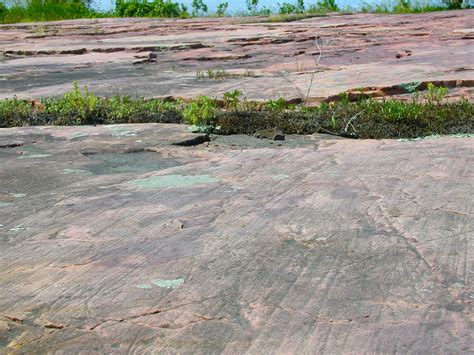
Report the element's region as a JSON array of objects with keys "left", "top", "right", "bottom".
[
  {"left": 0, "top": 124, "right": 472, "bottom": 352},
  {"left": 0, "top": 10, "right": 474, "bottom": 100}
]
